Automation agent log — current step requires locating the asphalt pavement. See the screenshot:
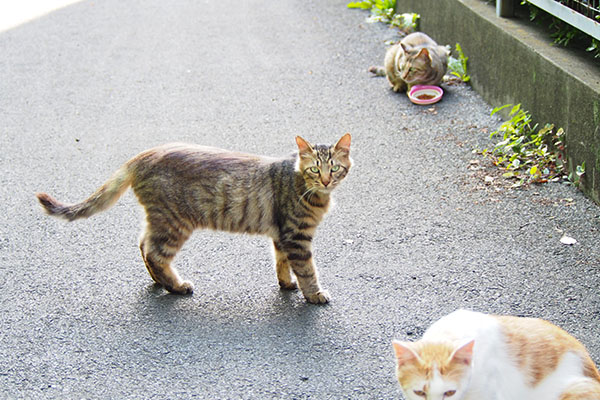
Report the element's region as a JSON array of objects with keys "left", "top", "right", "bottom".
[{"left": 1, "top": 0, "right": 599, "bottom": 398}]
